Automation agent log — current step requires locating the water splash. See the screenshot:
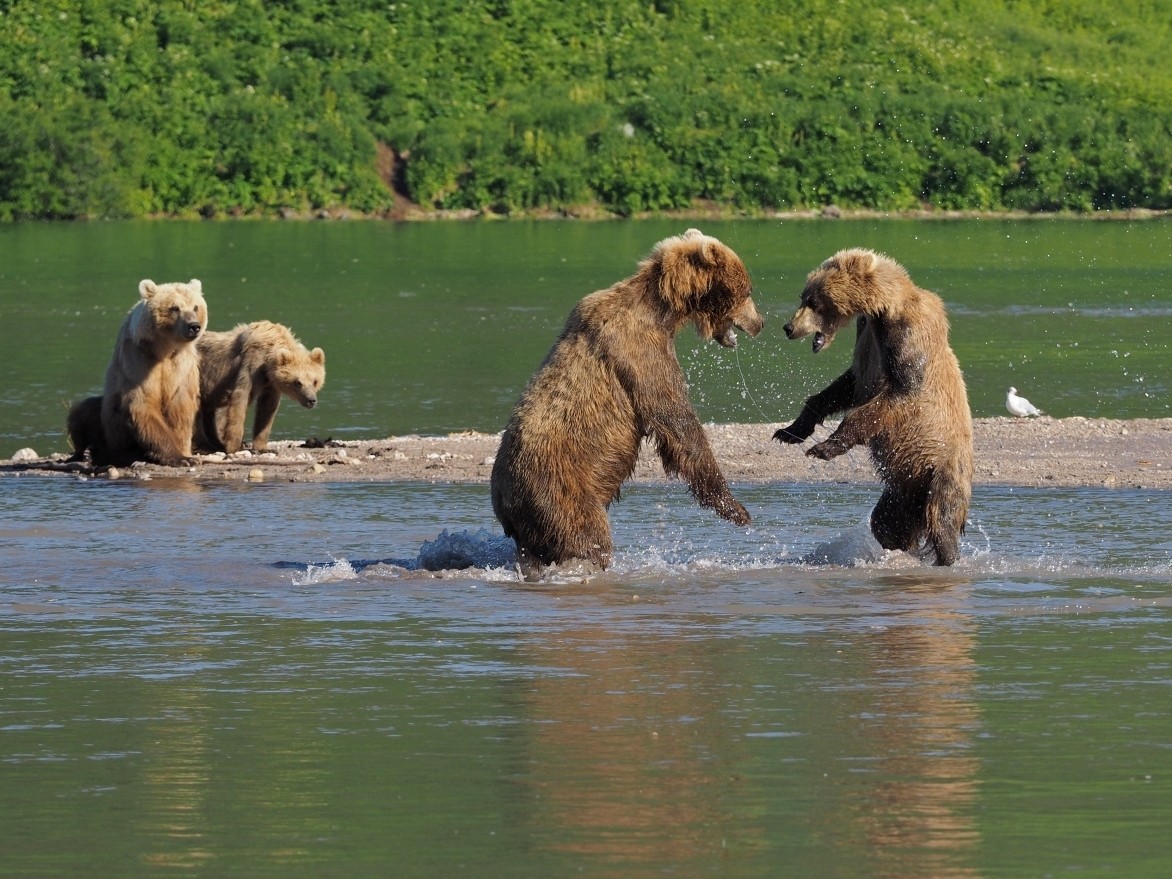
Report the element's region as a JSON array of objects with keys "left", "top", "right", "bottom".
[
  {"left": 287, "top": 529, "right": 519, "bottom": 583},
  {"left": 733, "top": 344, "right": 774, "bottom": 423},
  {"left": 287, "top": 510, "right": 1172, "bottom": 585},
  {"left": 802, "top": 519, "right": 889, "bottom": 567},
  {"left": 417, "top": 528, "right": 517, "bottom": 571},
  {"left": 292, "top": 556, "right": 358, "bottom": 585}
]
